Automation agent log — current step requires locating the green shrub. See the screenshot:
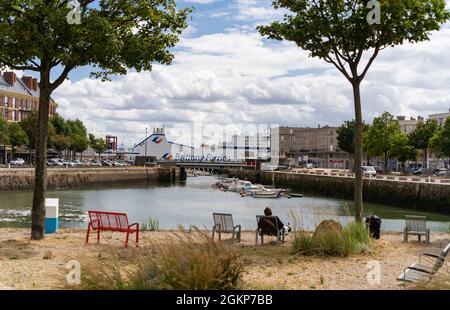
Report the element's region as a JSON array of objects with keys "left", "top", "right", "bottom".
[
  {"left": 81, "top": 228, "right": 244, "bottom": 290},
  {"left": 292, "top": 222, "right": 372, "bottom": 257},
  {"left": 140, "top": 217, "right": 159, "bottom": 231}
]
